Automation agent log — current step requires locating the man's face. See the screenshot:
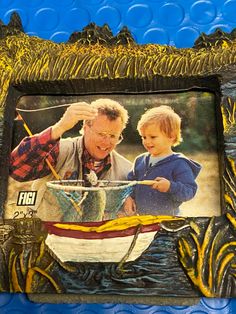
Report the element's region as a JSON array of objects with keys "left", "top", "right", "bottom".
[{"left": 83, "top": 114, "right": 123, "bottom": 160}]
